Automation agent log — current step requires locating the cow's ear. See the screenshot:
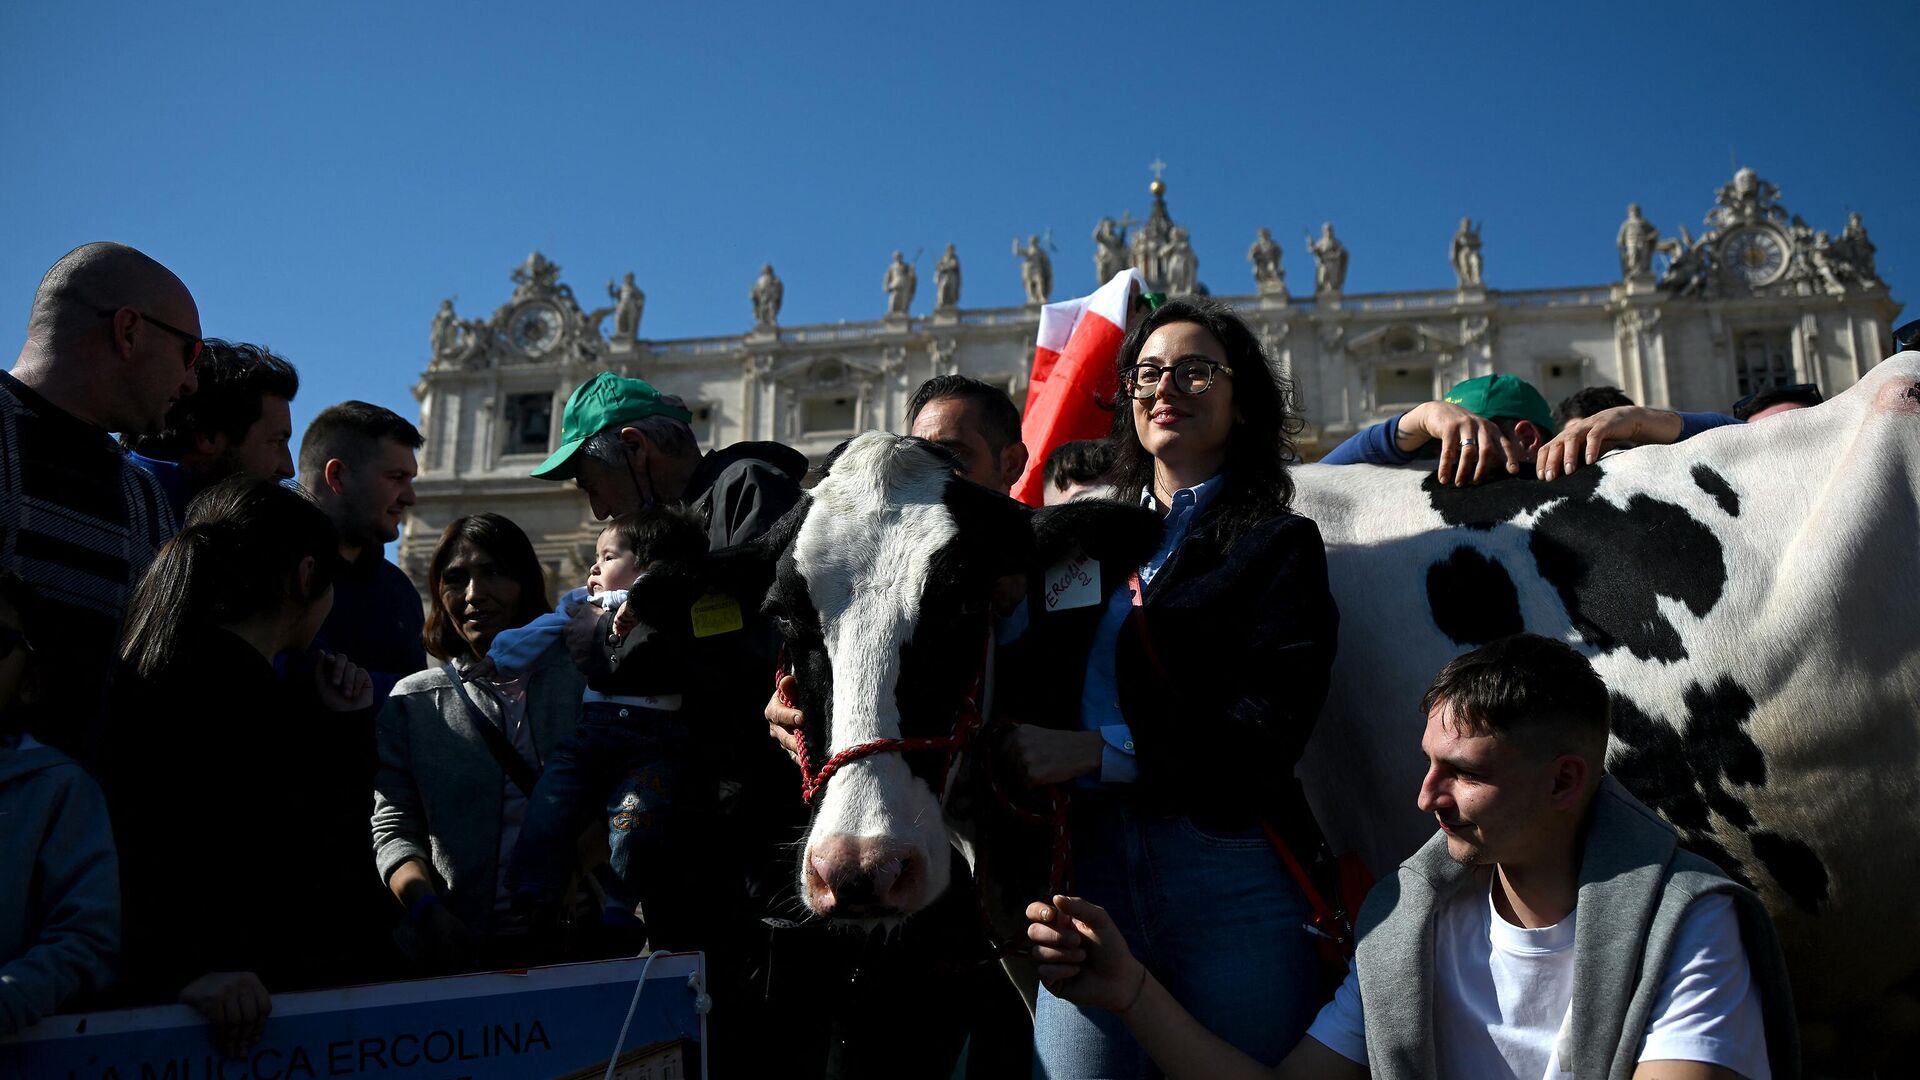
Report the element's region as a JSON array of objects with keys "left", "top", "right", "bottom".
[
  {"left": 1030, "top": 499, "right": 1163, "bottom": 570},
  {"left": 940, "top": 479, "right": 1041, "bottom": 573}
]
